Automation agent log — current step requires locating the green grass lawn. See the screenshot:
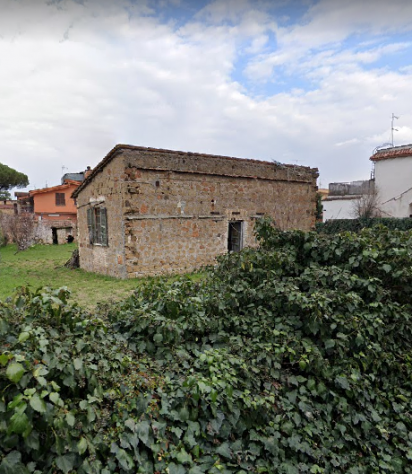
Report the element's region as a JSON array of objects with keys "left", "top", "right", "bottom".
[{"left": 0, "top": 243, "right": 144, "bottom": 310}]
